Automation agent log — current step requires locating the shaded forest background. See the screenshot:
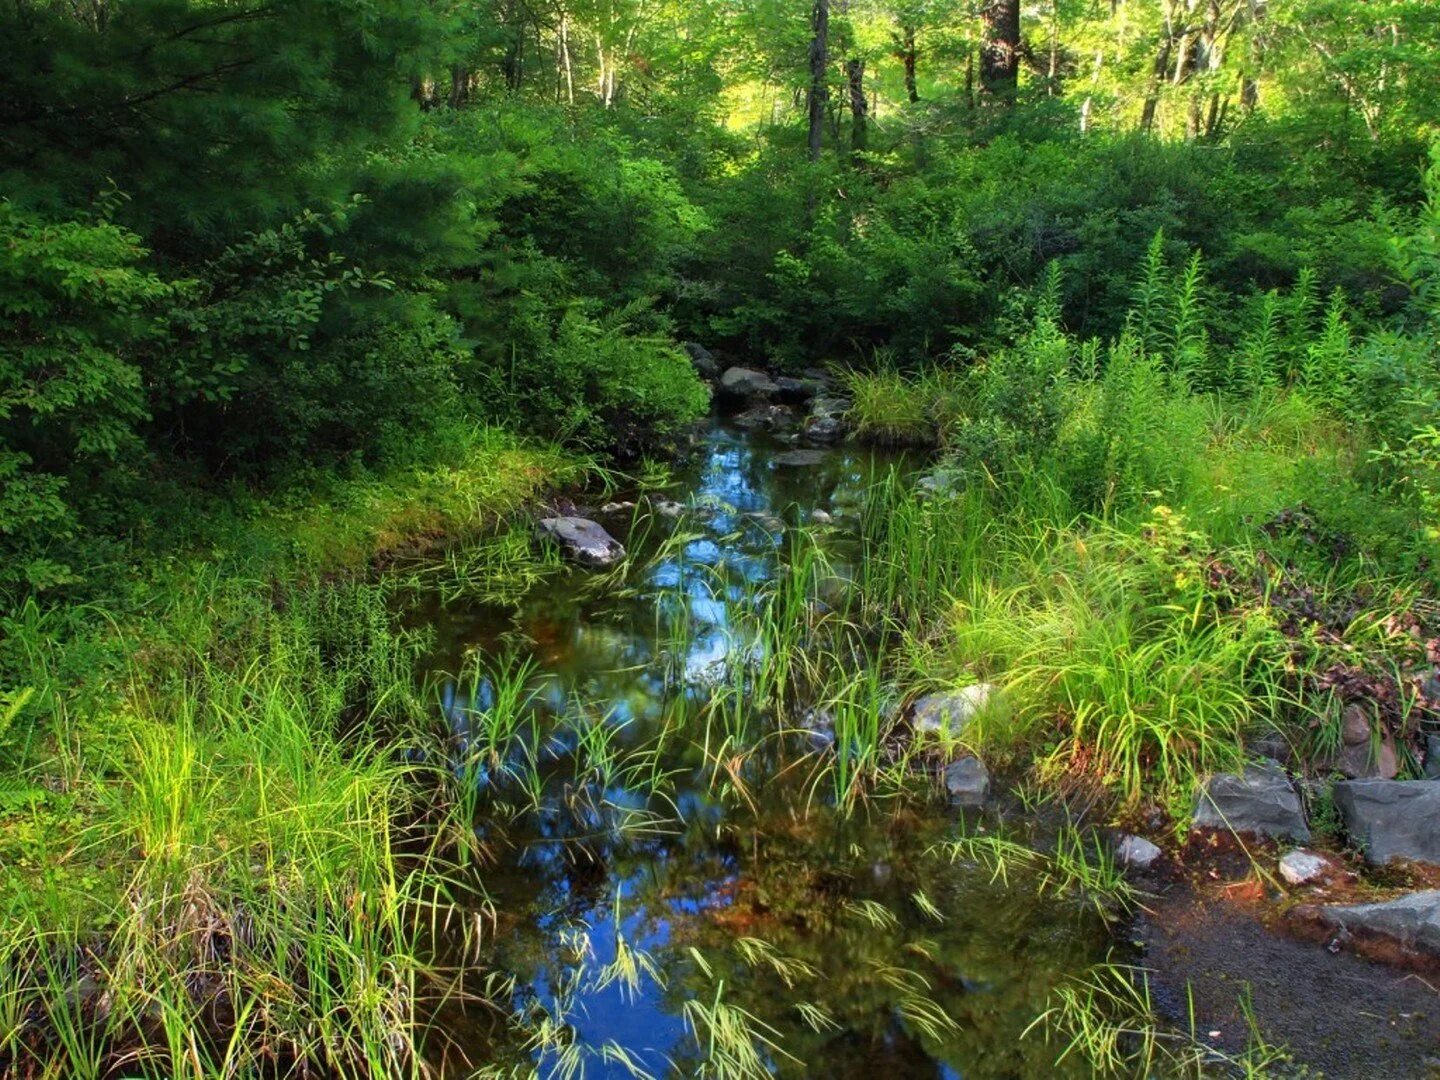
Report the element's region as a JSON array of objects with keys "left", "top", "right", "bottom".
[{"left": 2, "top": 0, "right": 1438, "bottom": 592}]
